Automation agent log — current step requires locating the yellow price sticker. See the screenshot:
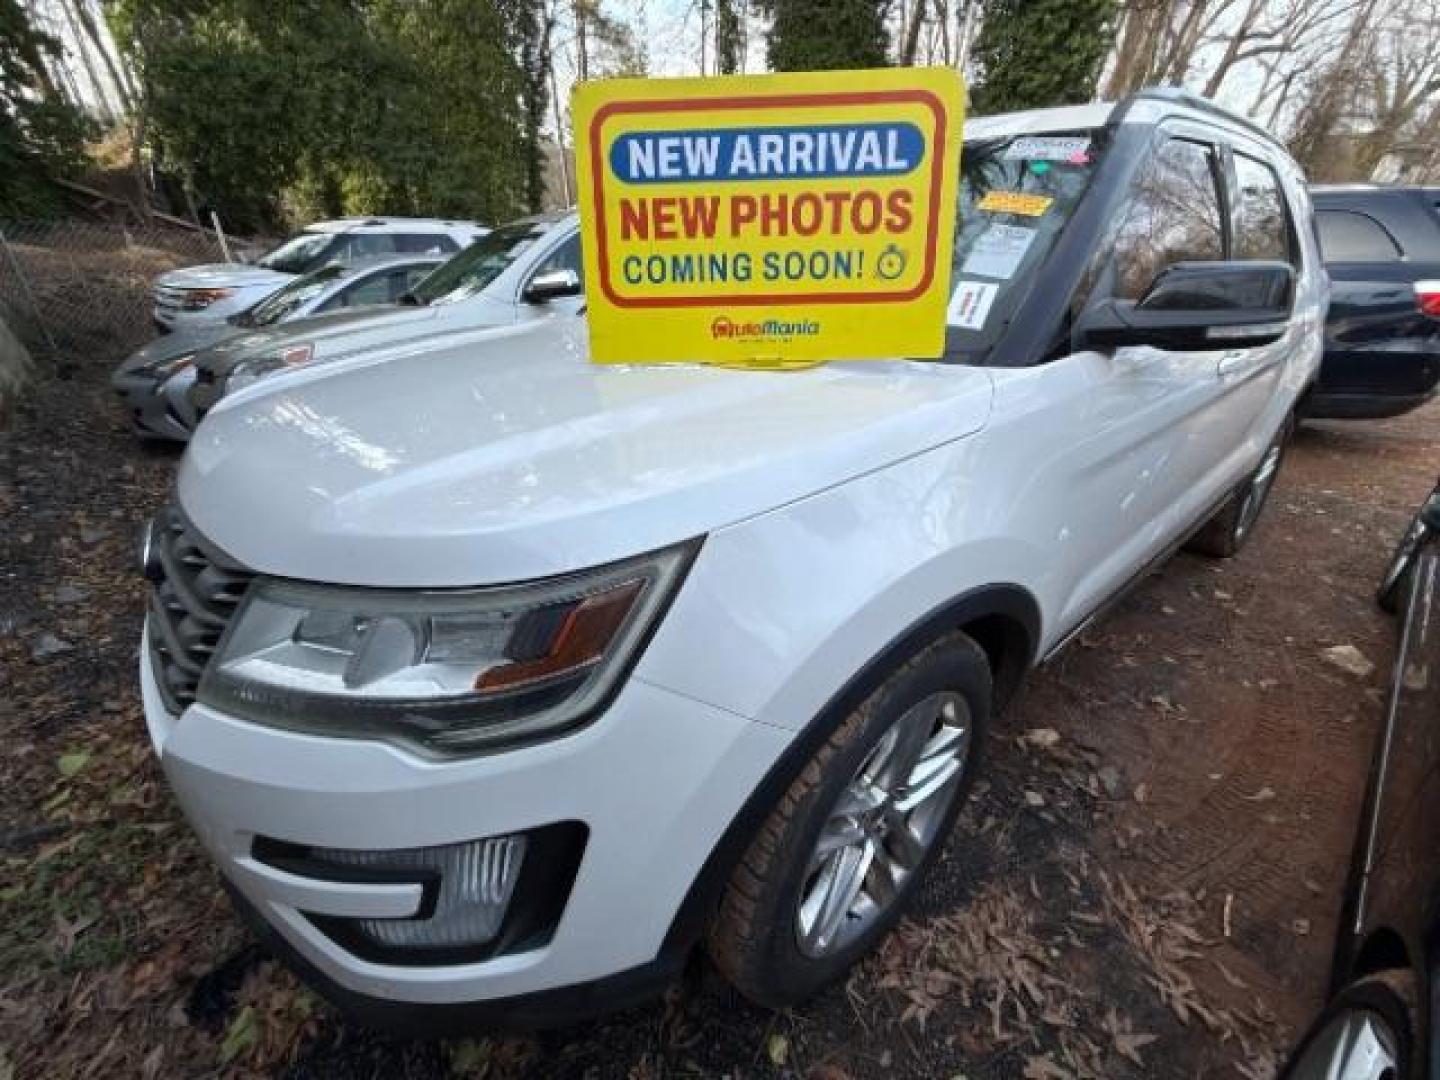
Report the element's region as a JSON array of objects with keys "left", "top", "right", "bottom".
[{"left": 975, "top": 191, "right": 1054, "bottom": 217}]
